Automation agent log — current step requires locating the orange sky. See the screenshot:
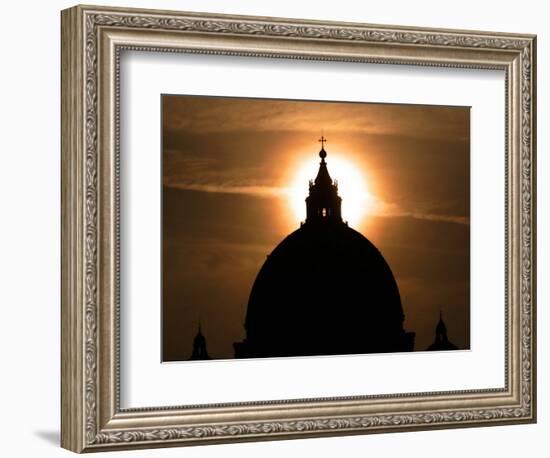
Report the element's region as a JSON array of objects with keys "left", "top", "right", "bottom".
[{"left": 162, "top": 94, "right": 470, "bottom": 361}]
